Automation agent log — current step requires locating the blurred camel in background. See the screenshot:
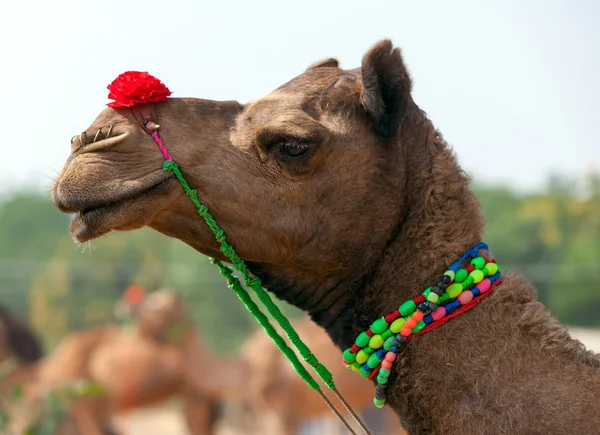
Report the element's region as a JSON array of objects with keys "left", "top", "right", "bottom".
[{"left": 26, "top": 289, "right": 248, "bottom": 435}]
